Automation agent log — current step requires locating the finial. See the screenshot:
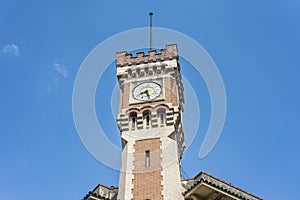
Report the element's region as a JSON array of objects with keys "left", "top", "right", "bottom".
[{"left": 149, "top": 12, "right": 153, "bottom": 51}]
